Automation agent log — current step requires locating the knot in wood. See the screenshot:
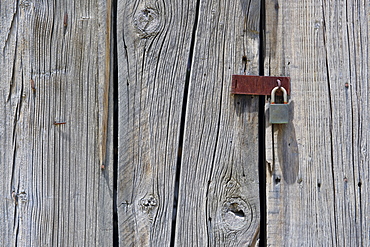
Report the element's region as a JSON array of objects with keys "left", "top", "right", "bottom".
[
  {"left": 17, "top": 191, "right": 28, "bottom": 203},
  {"left": 134, "top": 7, "right": 161, "bottom": 38},
  {"left": 140, "top": 194, "right": 158, "bottom": 212},
  {"left": 221, "top": 198, "right": 252, "bottom": 230},
  {"left": 20, "top": 0, "right": 31, "bottom": 8}
]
